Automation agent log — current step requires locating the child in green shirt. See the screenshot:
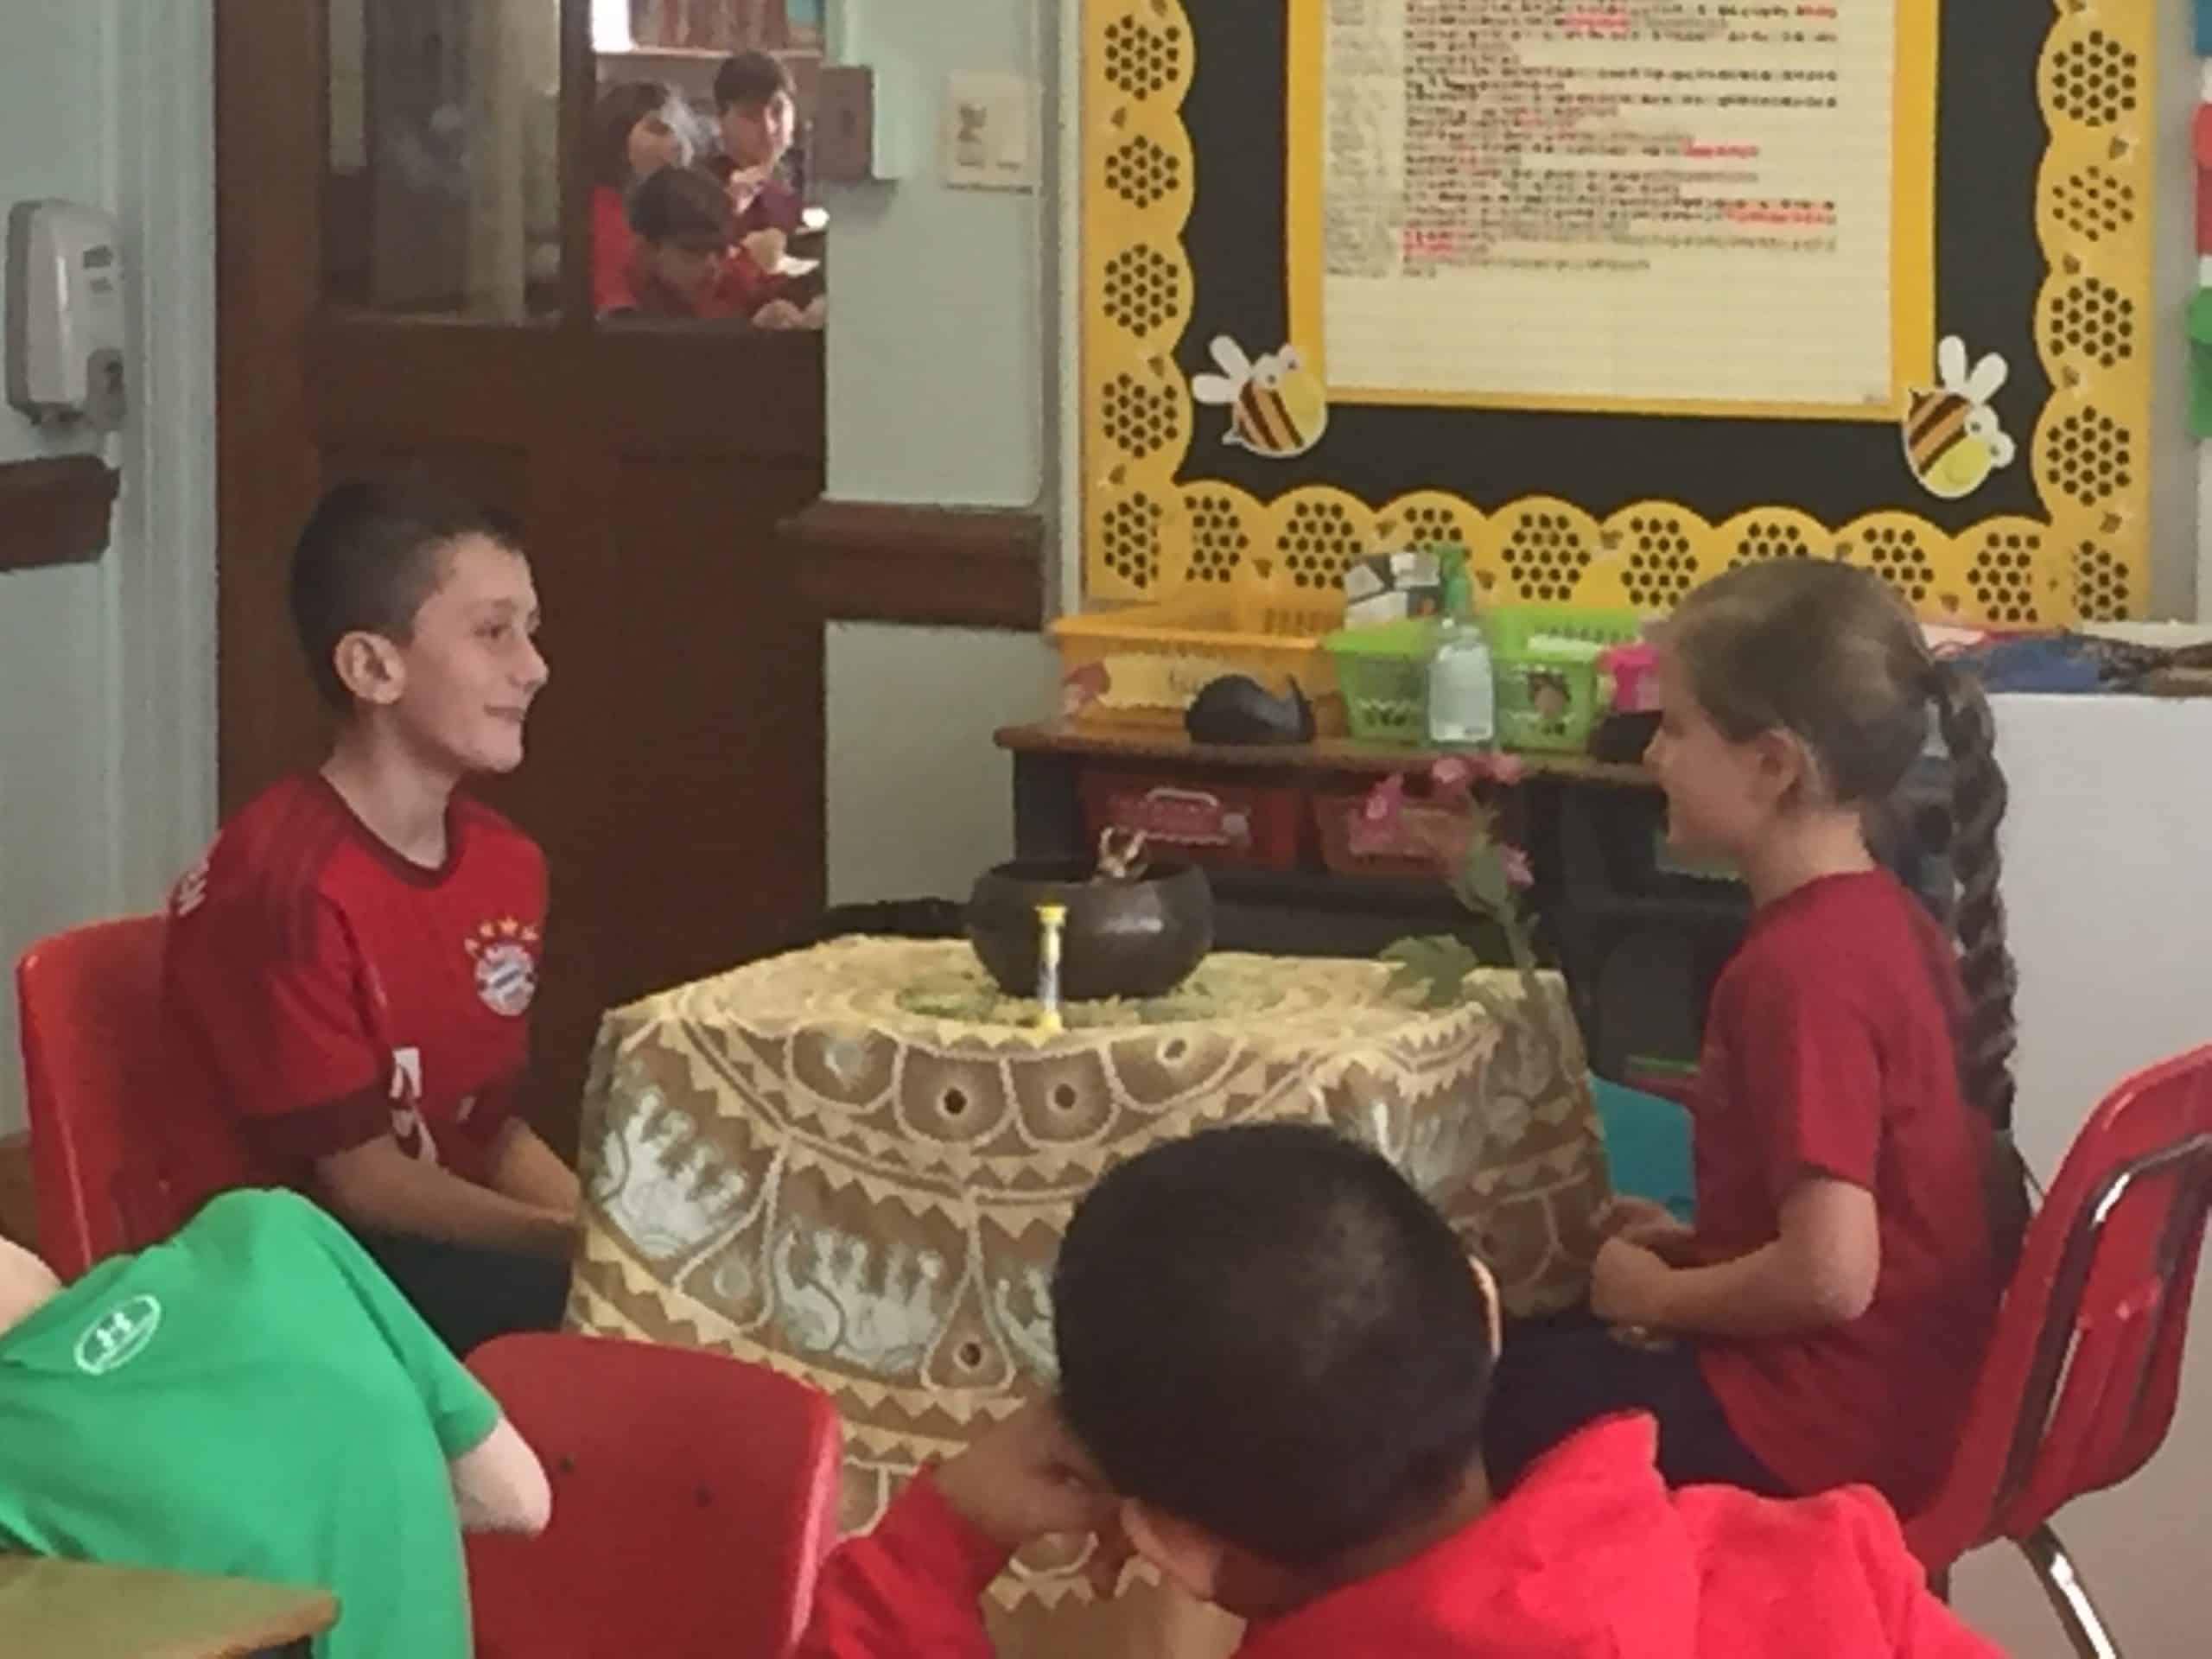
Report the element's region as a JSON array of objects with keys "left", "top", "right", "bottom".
[{"left": 0, "top": 1189, "right": 548, "bottom": 1657}]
